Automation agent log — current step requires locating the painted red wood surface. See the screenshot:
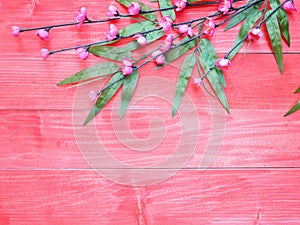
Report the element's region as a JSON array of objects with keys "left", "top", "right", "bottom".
[{"left": 1, "top": 0, "right": 300, "bottom": 224}]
